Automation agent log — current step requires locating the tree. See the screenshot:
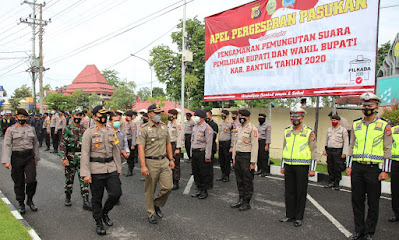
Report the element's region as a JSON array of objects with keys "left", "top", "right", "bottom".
[
  {"left": 2, "top": 90, "right": 7, "bottom": 97},
  {"left": 137, "top": 87, "right": 151, "bottom": 101},
  {"left": 43, "top": 84, "right": 51, "bottom": 91},
  {"left": 71, "top": 90, "right": 90, "bottom": 109},
  {"left": 106, "top": 81, "right": 136, "bottom": 110},
  {"left": 152, "top": 87, "right": 165, "bottom": 99},
  {"left": 44, "top": 92, "right": 74, "bottom": 111},
  {"left": 102, "top": 69, "right": 122, "bottom": 88},
  {"left": 9, "top": 84, "right": 32, "bottom": 110},
  {"left": 88, "top": 93, "right": 102, "bottom": 108},
  {"left": 377, "top": 41, "right": 391, "bottom": 70}
]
